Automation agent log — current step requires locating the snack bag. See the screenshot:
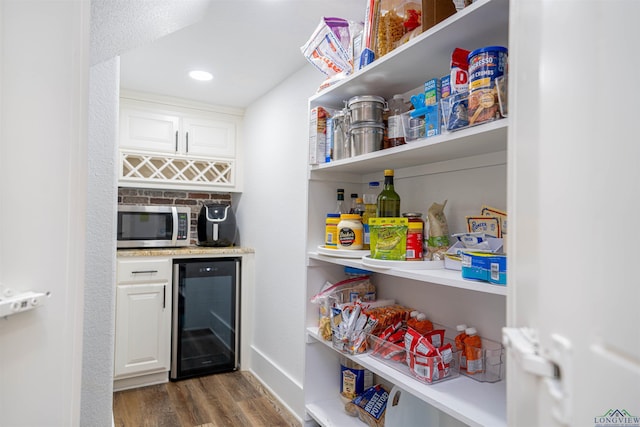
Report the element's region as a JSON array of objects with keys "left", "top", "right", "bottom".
[
  {"left": 301, "top": 17, "right": 353, "bottom": 78},
  {"left": 370, "top": 217, "right": 408, "bottom": 260},
  {"left": 425, "top": 200, "right": 450, "bottom": 260}
]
